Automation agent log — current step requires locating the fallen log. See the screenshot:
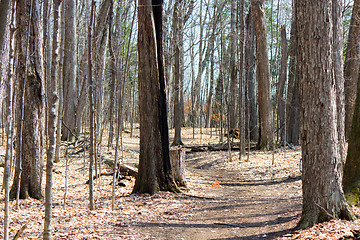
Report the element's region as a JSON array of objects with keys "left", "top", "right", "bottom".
[
  {"left": 185, "top": 141, "right": 257, "bottom": 152},
  {"left": 103, "top": 158, "right": 138, "bottom": 177}
]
